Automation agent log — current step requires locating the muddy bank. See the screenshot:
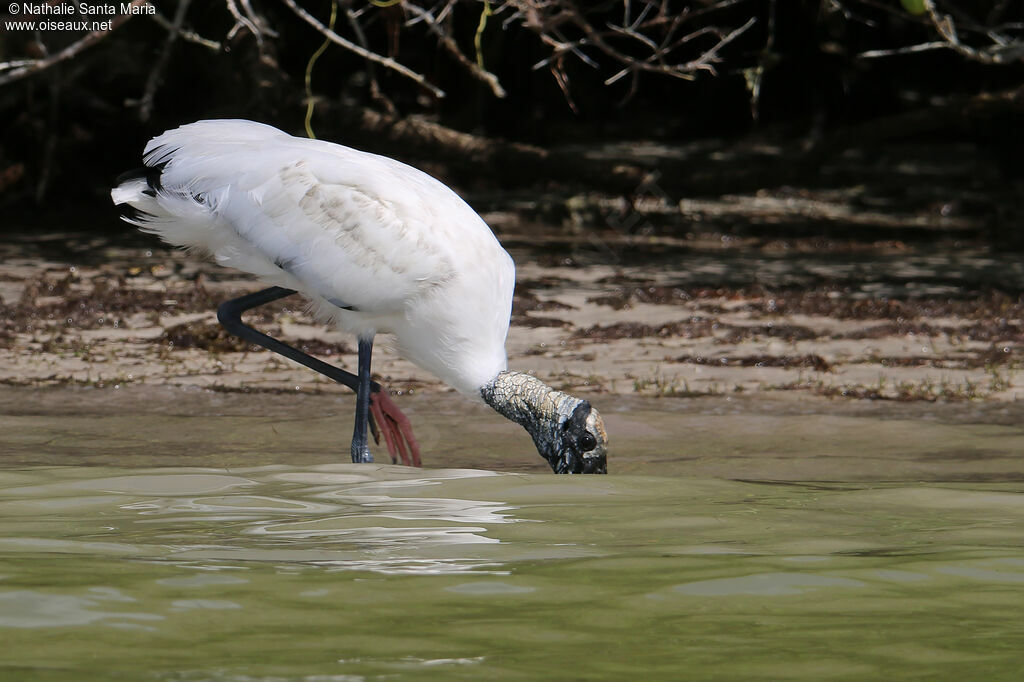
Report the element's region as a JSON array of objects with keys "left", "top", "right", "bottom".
[
  {"left": 5, "top": 384, "right": 1024, "bottom": 480},
  {"left": 4, "top": 144, "right": 1024, "bottom": 409},
  {"left": 2, "top": 230, "right": 1022, "bottom": 406}
]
